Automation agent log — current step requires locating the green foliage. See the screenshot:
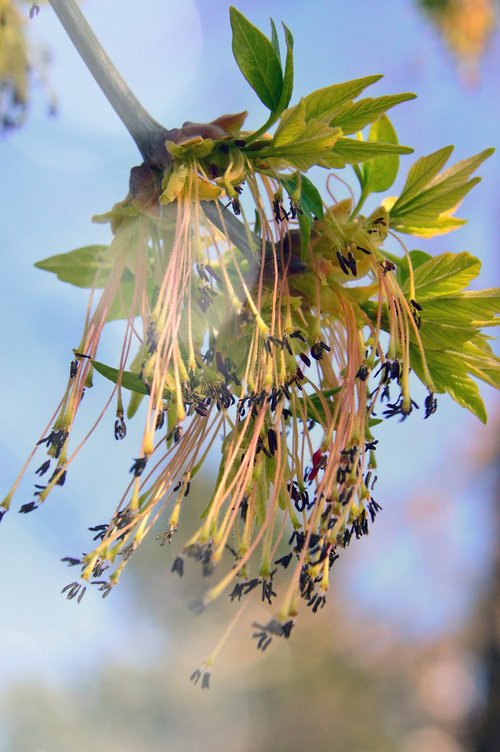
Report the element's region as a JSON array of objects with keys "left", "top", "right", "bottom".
[
  {"left": 34, "top": 245, "right": 110, "bottom": 288},
  {"left": 229, "top": 7, "right": 284, "bottom": 111},
  {"left": 389, "top": 147, "right": 494, "bottom": 234},
  {"left": 362, "top": 115, "right": 400, "bottom": 193}
]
